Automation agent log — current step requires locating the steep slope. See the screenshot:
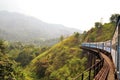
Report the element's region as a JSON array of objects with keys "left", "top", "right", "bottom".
[
  {"left": 28, "top": 33, "right": 87, "bottom": 80},
  {"left": 82, "top": 23, "right": 116, "bottom": 42},
  {"left": 0, "top": 11, "right": 81, "bottom": 42}
]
